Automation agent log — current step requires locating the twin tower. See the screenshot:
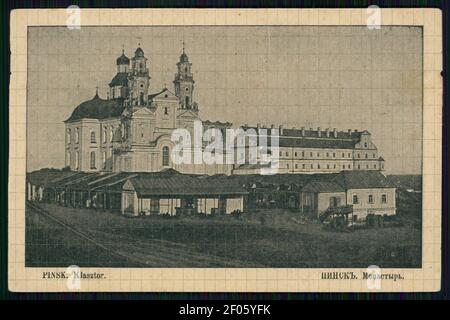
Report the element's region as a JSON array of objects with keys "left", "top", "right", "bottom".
[{"left": 108, "top": 45, "right": 195, "bottom": 110}]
